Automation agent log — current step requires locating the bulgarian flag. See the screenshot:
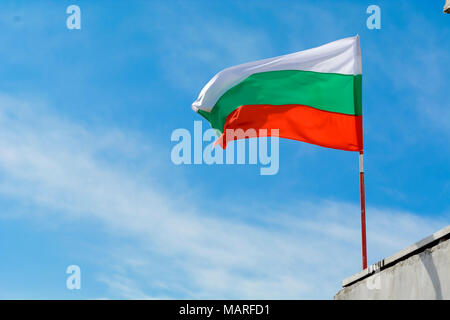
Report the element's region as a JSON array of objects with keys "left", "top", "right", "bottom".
[{"left": 192, "top": 35, "right": 363, "bottom": 151}]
